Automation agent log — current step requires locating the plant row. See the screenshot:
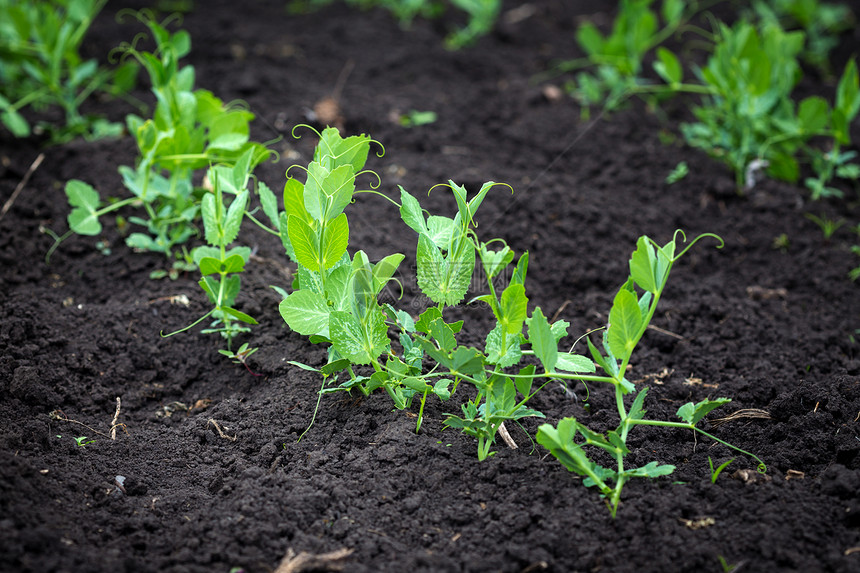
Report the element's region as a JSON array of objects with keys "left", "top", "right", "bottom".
[{"left": 8, "top": 5, "right": 795, "bottom": 516}]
